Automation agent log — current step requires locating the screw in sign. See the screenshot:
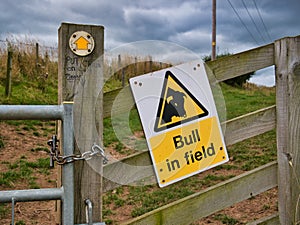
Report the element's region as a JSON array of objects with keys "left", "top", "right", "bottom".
[
  {"left": 69, "top": 31, "right": 95, "bottom": 56},
  {"left": 130, "top": 60, "right": 229, "bottom": 187}
]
